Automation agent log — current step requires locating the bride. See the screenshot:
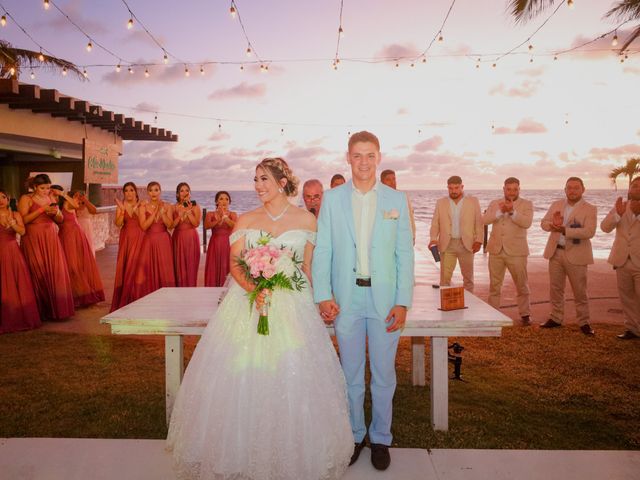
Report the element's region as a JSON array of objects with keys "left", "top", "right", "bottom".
[{"left": 166, "top": 158, "right": 354, "bottom": 480}]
